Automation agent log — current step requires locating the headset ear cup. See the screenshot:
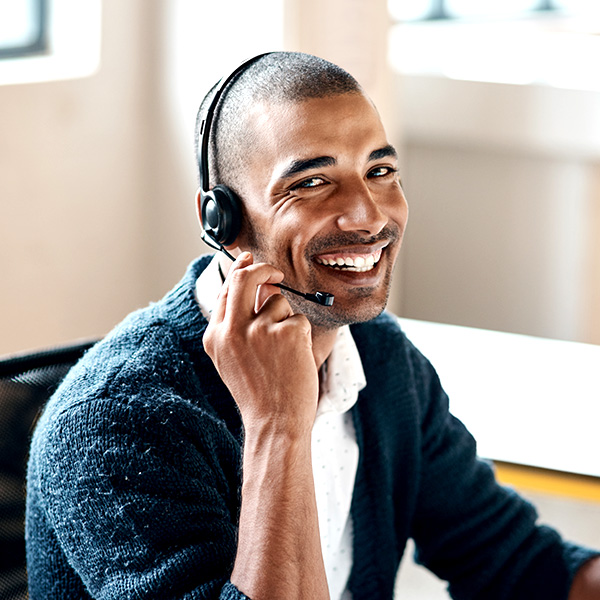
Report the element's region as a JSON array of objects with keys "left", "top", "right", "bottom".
[{"left": 200, "top": 185, "right": 242, "bottom": 247}]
